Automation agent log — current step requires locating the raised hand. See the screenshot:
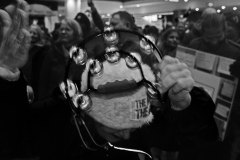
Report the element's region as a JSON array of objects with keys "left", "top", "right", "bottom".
[
  {"left": 0, "top": 0, "right": 30, "bottom": 72},
  {"left": 154, "top": 56, "right": 195, "bottom": 110}
]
